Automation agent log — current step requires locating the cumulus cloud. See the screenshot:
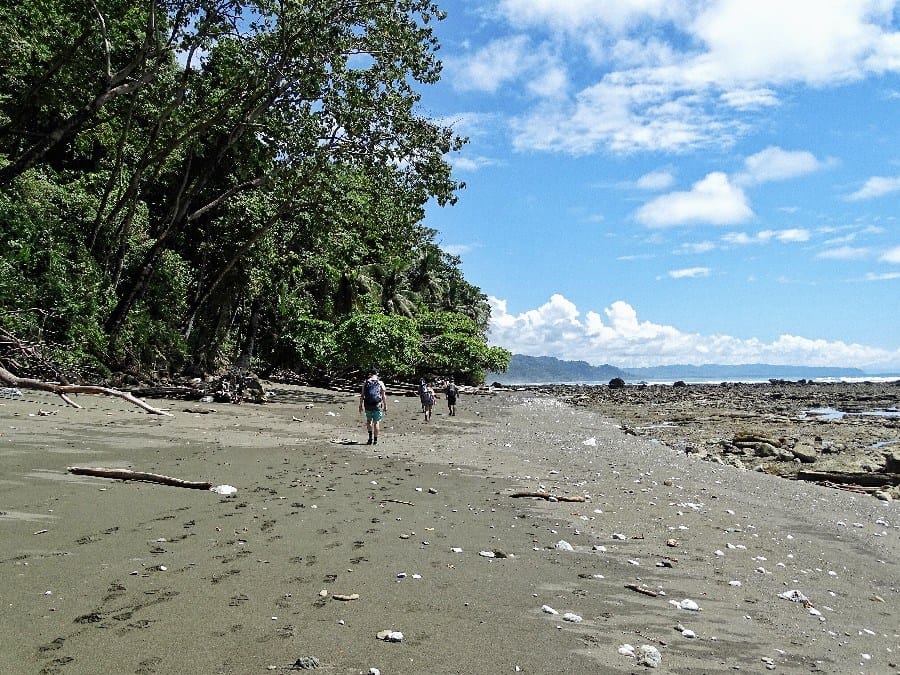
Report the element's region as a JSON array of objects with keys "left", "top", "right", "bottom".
[
  {"left": 490, "top": 1, "right": 900, "bottom": 155},
  {"left": 635, "top": 170, "right": 675, "bottom": 190},
  {"left": 635, "top": 172, "right": 752, "bottom": 227},
  {"left": 847, "top": 176, "right": 900, "bottom": 200},
  {"left": 488, "top": 294, "right": 900, "bottom": 370},
  {"left": 735, "top": 146, "right": 830, "bottom": 186},
  {"left": 881, "top": 245, "right": 900, "bottom": 263},
  {"left": 451, "top": 36, "right": 533, "bottom": 92}
]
